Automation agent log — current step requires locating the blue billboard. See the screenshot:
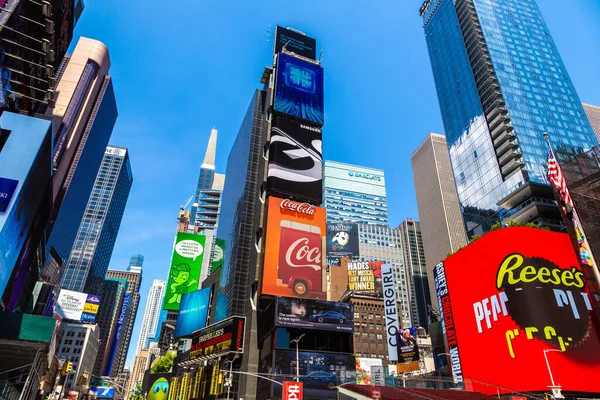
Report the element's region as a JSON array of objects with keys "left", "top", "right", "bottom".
[
  {"left": 274, "top": 53, "right": 324, "bottom": 126},
  {"left": 106, "top": 291, "right": 130, "bottom": 375},
  {"left": 174, "top": 287, "right": 211, "bottom": 338}
]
